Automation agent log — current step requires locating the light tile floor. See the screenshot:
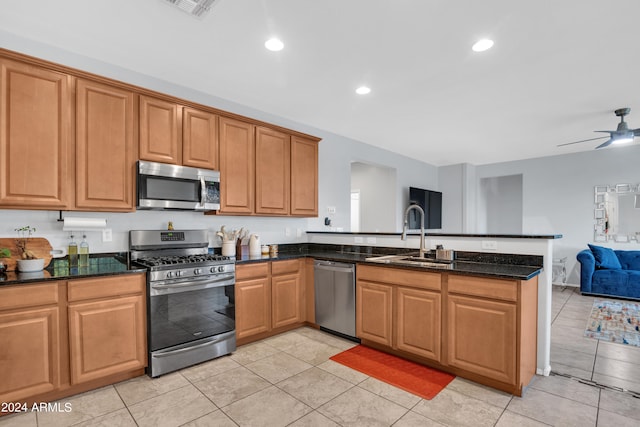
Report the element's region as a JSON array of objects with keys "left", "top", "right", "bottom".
[{"left": 2, "top": 286, "right": 640, "bottom": 426}]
